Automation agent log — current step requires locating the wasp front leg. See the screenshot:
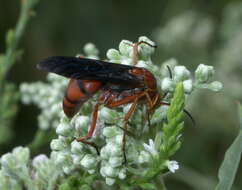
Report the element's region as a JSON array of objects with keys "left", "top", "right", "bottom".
[{"left": 124, "top": 41, "right": 157, "bottom": 65}]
